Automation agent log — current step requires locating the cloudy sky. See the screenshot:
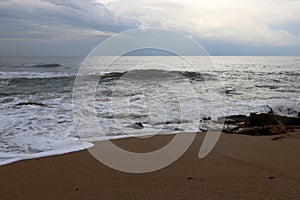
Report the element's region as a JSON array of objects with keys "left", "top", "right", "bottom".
[{"left": 0, "top": 0, "right": 300, "bottom": 56}]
